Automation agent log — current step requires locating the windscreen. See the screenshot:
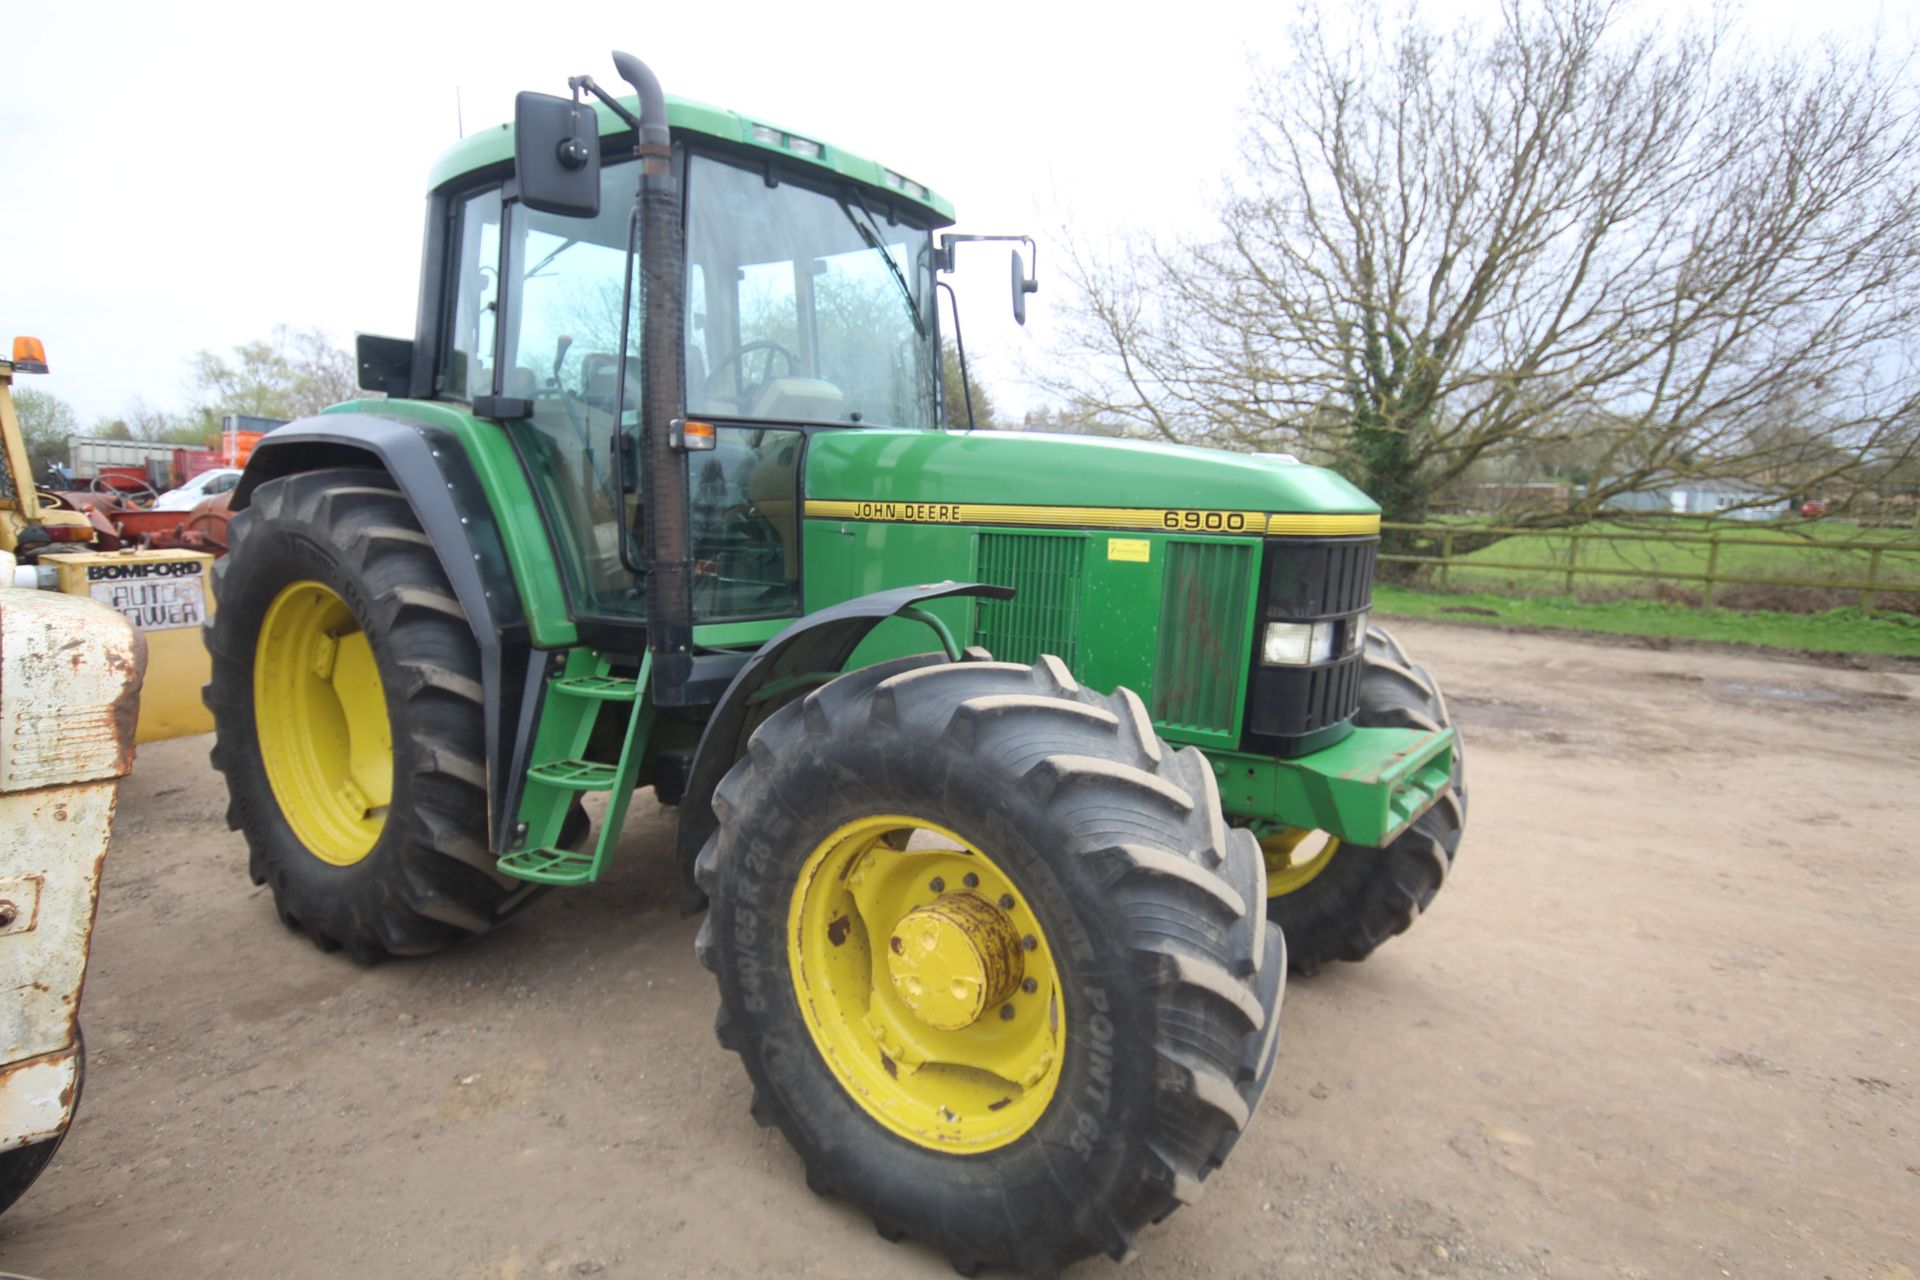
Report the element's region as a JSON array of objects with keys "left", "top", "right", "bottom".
[{"left": 685, "top": 154, "right": 937, "bottom": 430}]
